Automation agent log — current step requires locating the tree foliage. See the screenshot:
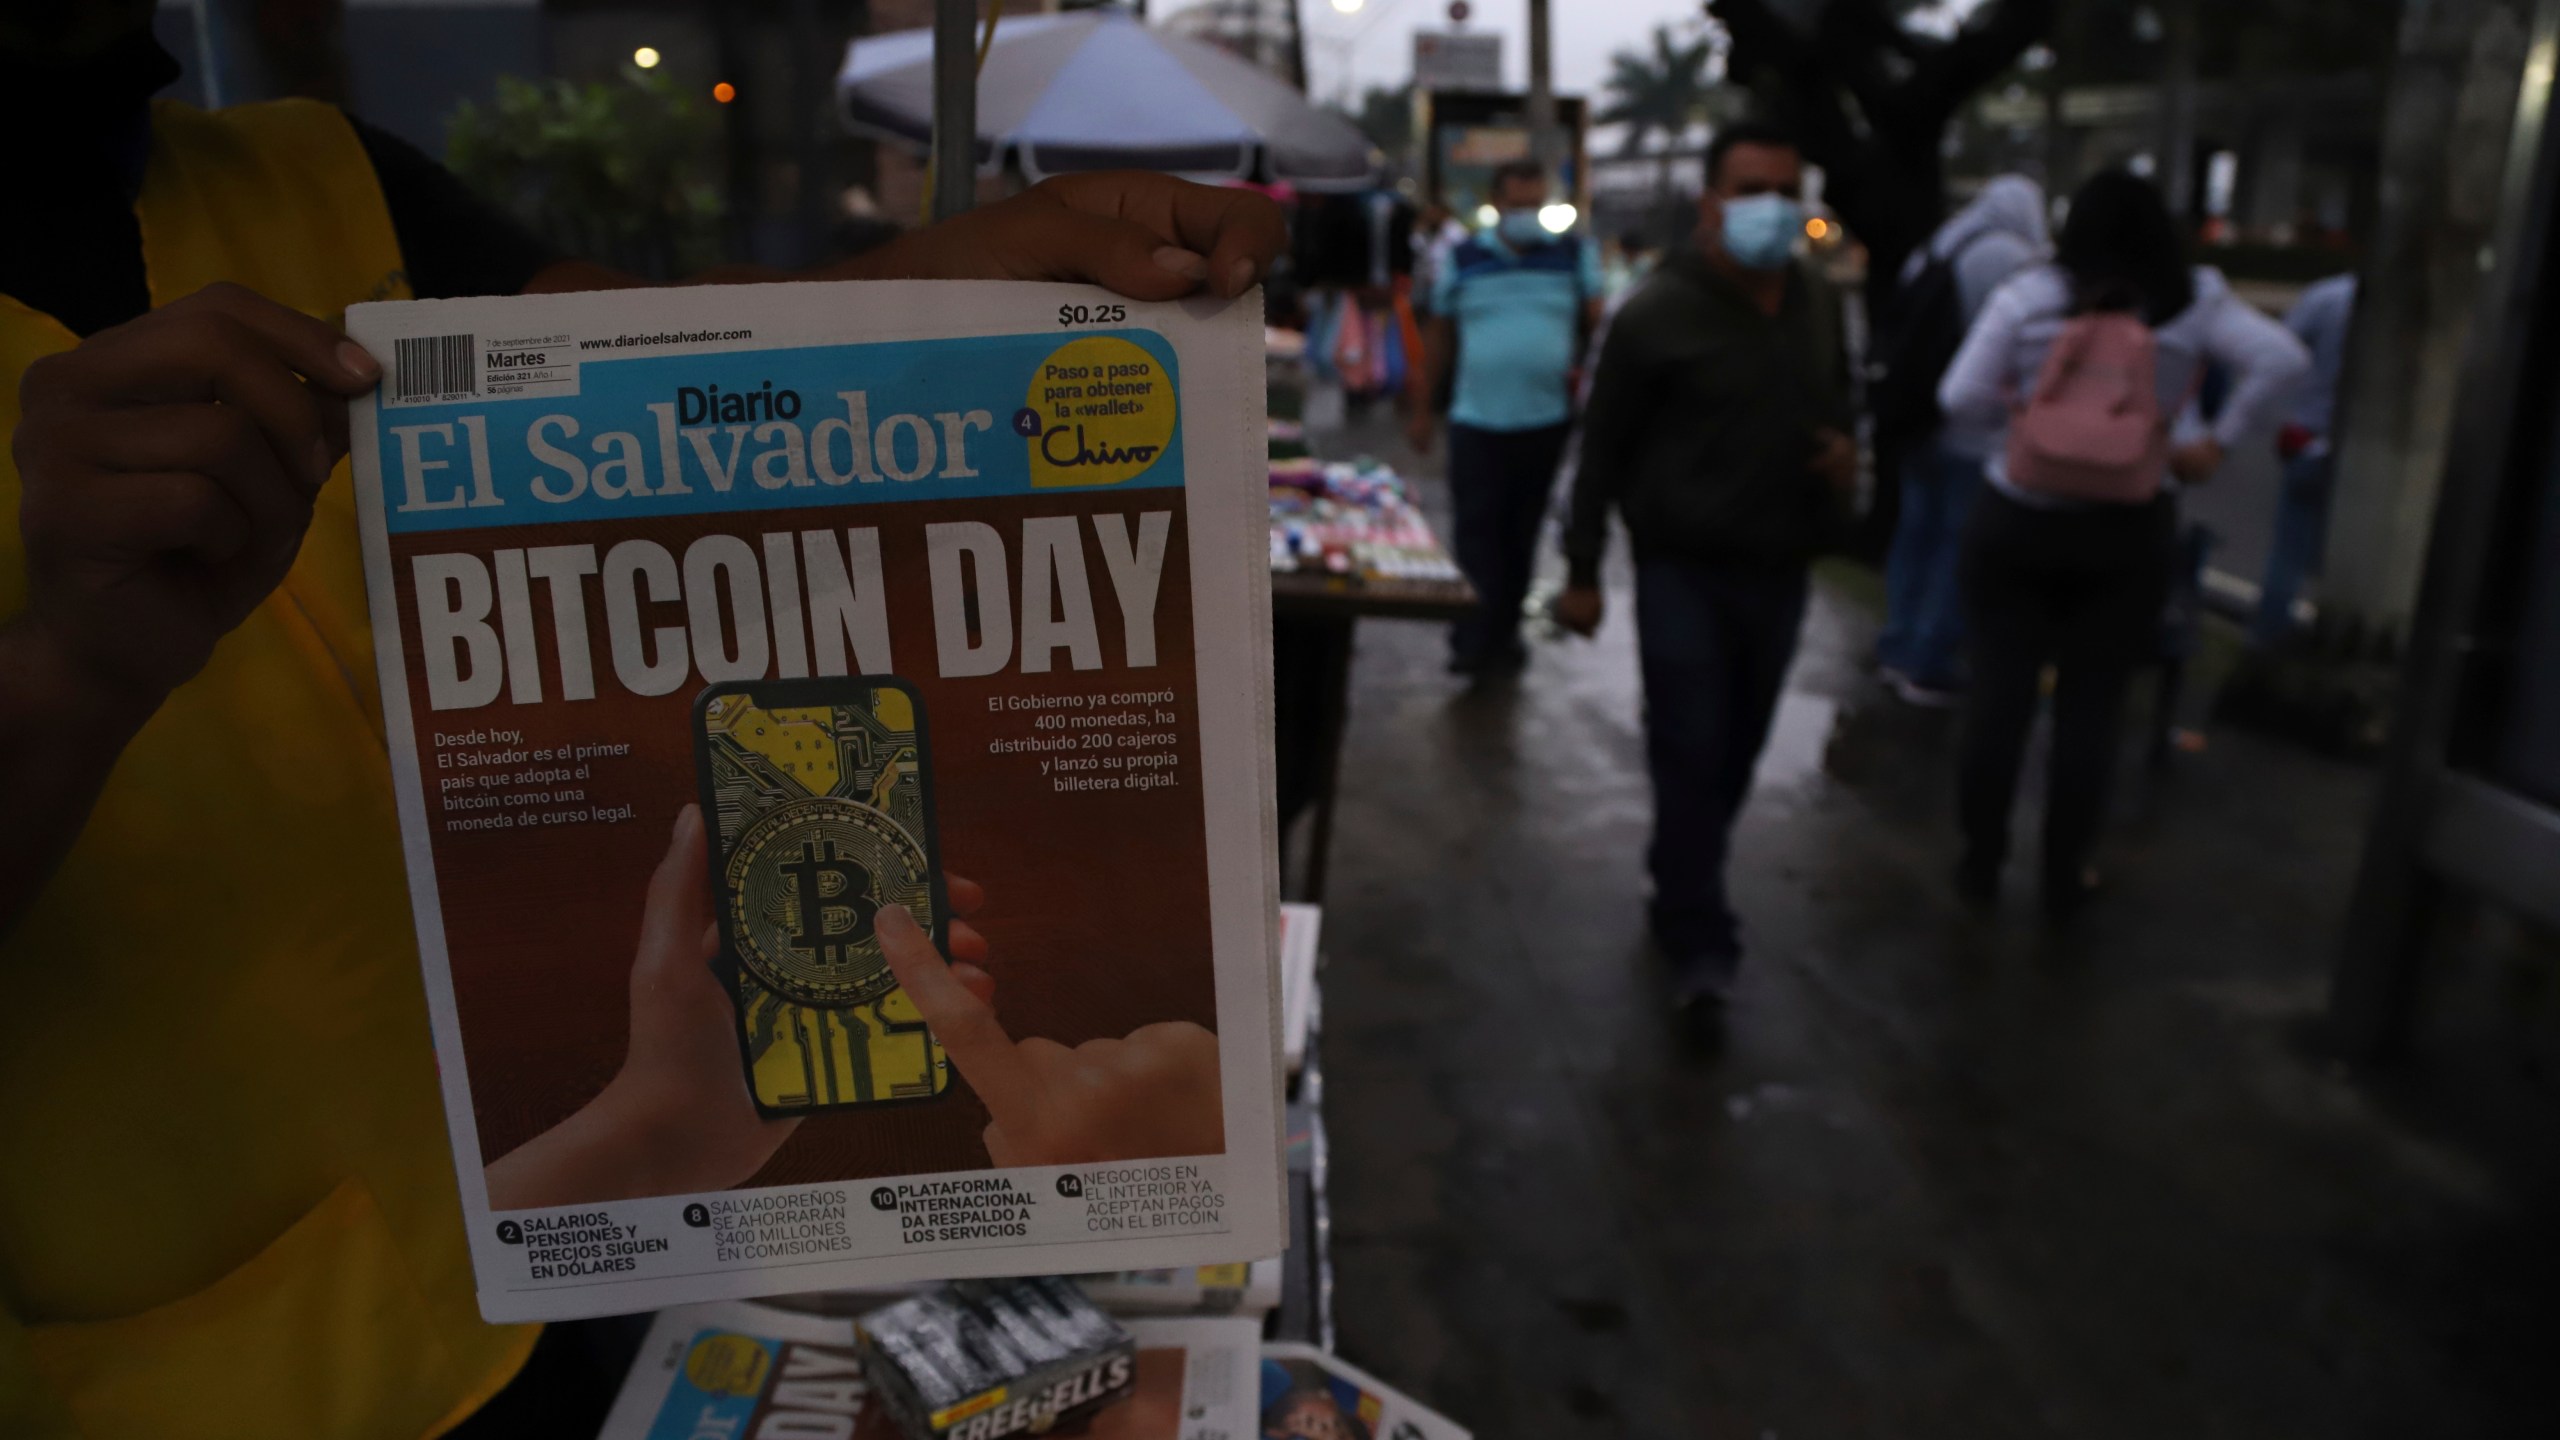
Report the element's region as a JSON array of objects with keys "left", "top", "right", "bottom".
[
  {"left": 445, "top": 69, "right": 727, "bottom": 279},
  {"left": 1708, "top": 0, "right": 2057, "bottom": 298},
  {"left": 1597, "top": 26, "right": 1718, "bottom": 159}
]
